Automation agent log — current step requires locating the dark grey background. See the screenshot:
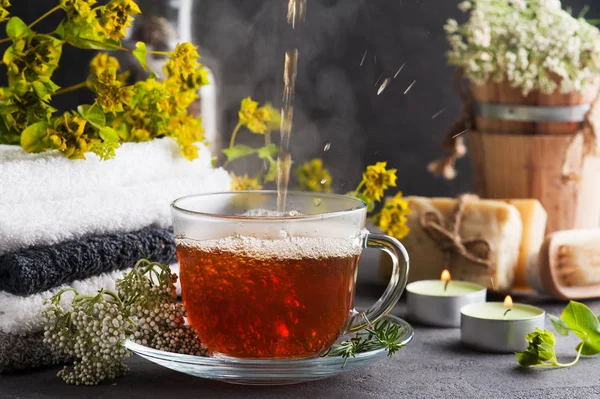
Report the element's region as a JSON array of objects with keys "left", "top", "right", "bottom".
[{"left": 7, "top": 0, "right": 599, "bottom": 196}]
